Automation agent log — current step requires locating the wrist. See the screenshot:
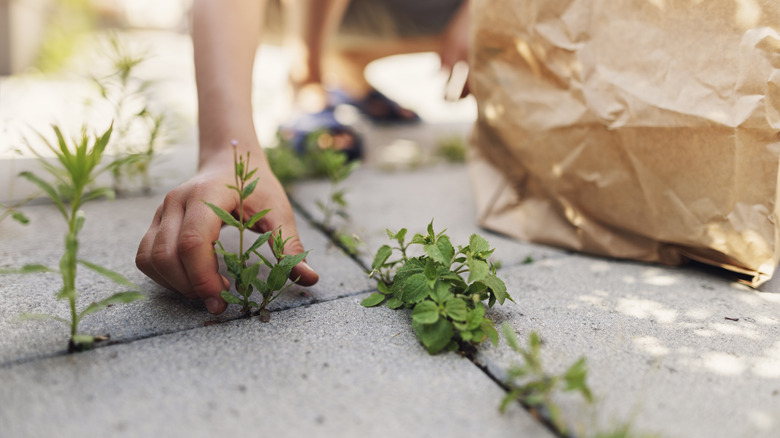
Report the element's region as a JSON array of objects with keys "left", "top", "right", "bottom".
[{"left": 197, "top": 137, "right": 266, "bottom": 173}]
